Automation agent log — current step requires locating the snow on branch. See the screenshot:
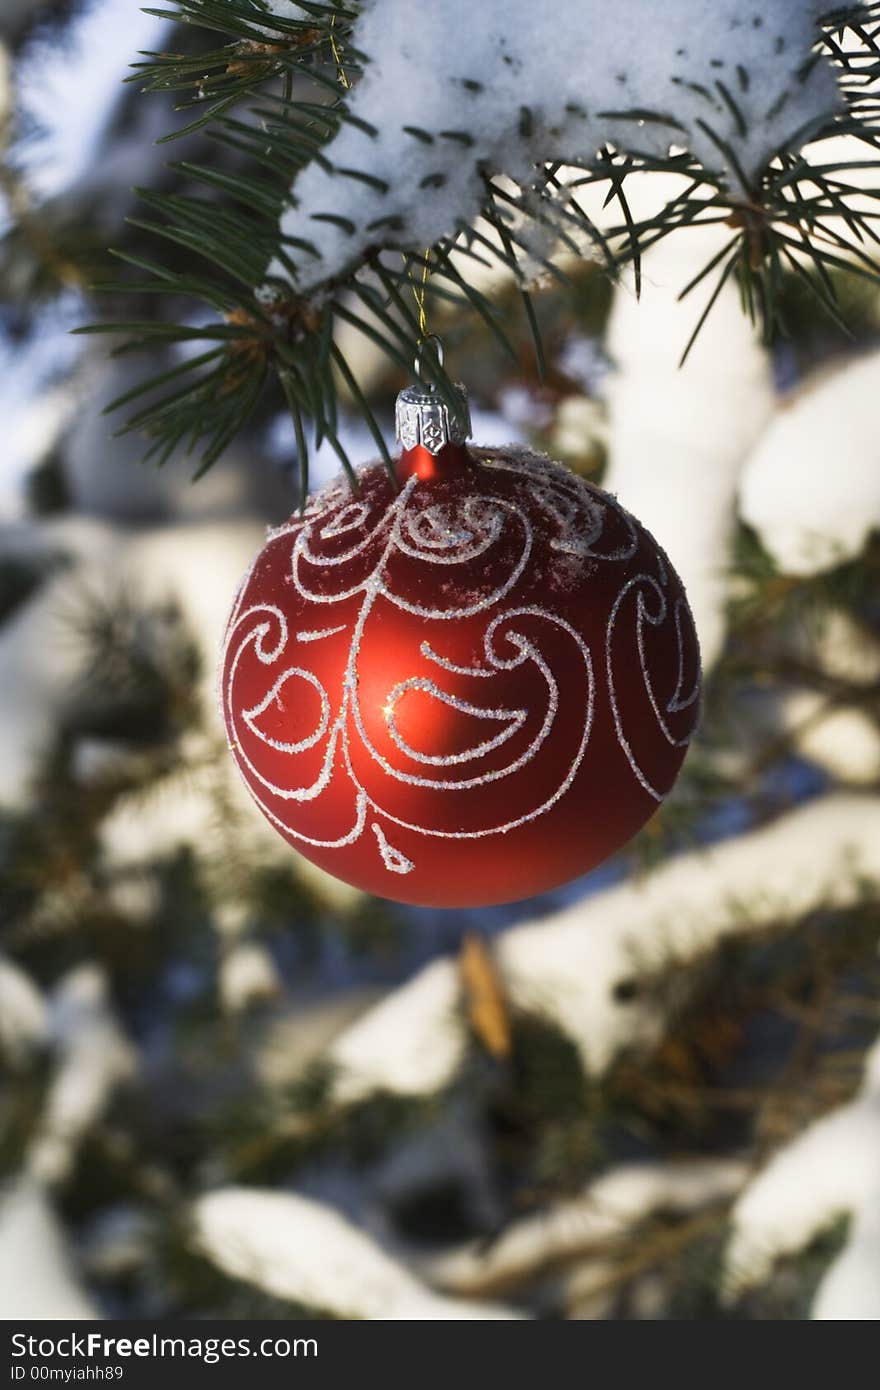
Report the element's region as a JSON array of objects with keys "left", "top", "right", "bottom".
[
  {"left": 329, "top": 795, "right": 880, "bottom": 1102},
  {"left": 0, "top": 1178, "right": 99, "bottom": 1320},
  {"left": 192, "top": 1187, "right": 525, "bottom": 1319},
  {"left": 602, "top": 214, "right": 776, "bottom": 668},
  {"left": 740, "top": 347, "right": 880, "bottom": 577},
  {"left": 0, "top": 955, "right": 48, "bottom": 1065},
  {"left": 102, "top": 3, "right": 880, "bottom": 479},
  {"left": 779, "top": 609, "right": 880, "bottom": 784},
  {"left": 426, "top": 1158, "right": 746, "bottom": 1300},
  {"left": 26, "top": 965, "right": 137, "bottom": 1188},
  {"left": 724, "top": 1029, "right": 880, "bottom": 1318},
  {"left": 266, "top": 0, "right": 842, "bottom": 291}
]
